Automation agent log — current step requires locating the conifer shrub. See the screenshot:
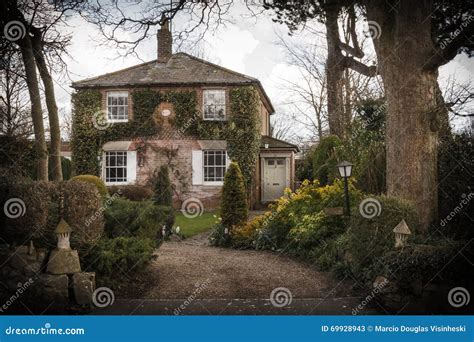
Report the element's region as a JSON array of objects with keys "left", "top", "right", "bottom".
[
  {"left": 151, "top": 165, "right": 175, "bottom": 233},
  {"left": 153, "top": 165, "right": 173, "bottom": 206},
  {"left": 221, "top": 162, "right": 248, "bottom": 229}
]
